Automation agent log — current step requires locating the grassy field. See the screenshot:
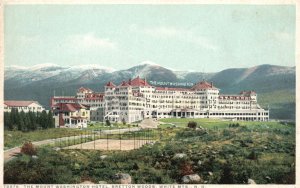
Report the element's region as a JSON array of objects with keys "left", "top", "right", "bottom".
[
  {"left": 4, "top": 123, "right": 139, "bottom": 149},
  {"left": 4, "top": 118, "right": 295, "bottom": 184},
  {"left": 4, "top": 128, "right": 85, "bottom": 149},
  {"left": 159, "top": 118, "right": 290, "bottom": 129}
]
